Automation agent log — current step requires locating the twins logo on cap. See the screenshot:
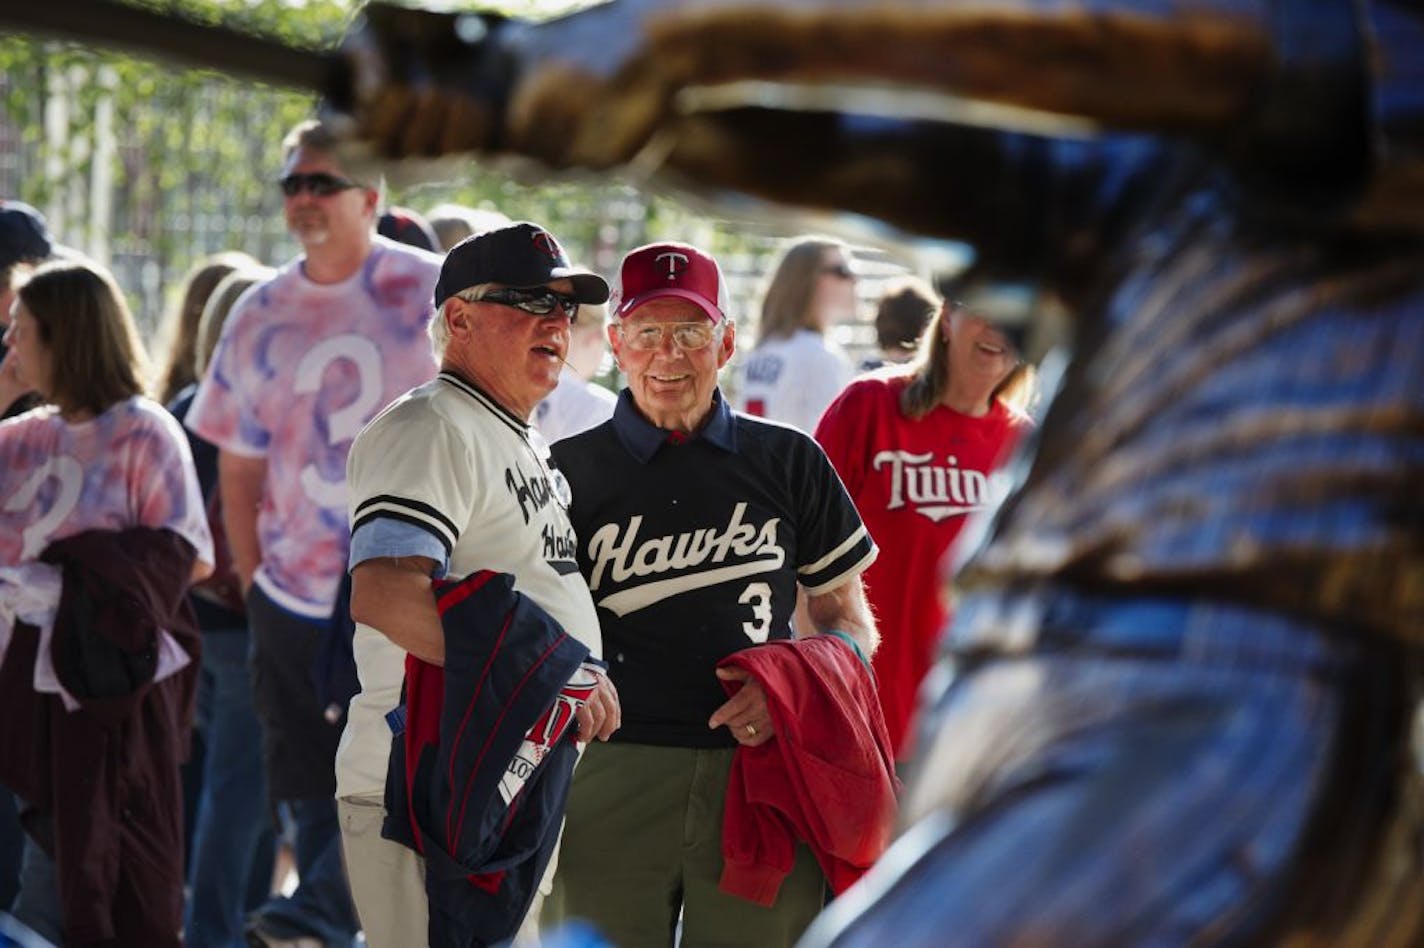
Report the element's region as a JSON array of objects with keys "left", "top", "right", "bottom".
[
  {"left": 611, "top": 241, "right": 730, "bottom": 324},
  {"left": 432, "top": 221, "right": 609, "bottom": 308},
  {"left": 654, "top": 250, "right": 689, "bottom": 279},
  {"left": 532, "top": 229, "right": 565, "bottom": 264}
]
